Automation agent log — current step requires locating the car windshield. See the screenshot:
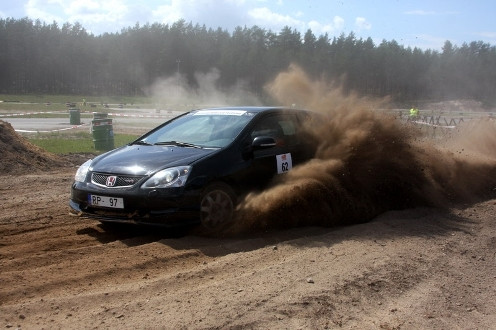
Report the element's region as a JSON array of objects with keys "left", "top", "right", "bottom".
[{"left": 137, "top": 109, "right": 255, "bottom": 148}]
